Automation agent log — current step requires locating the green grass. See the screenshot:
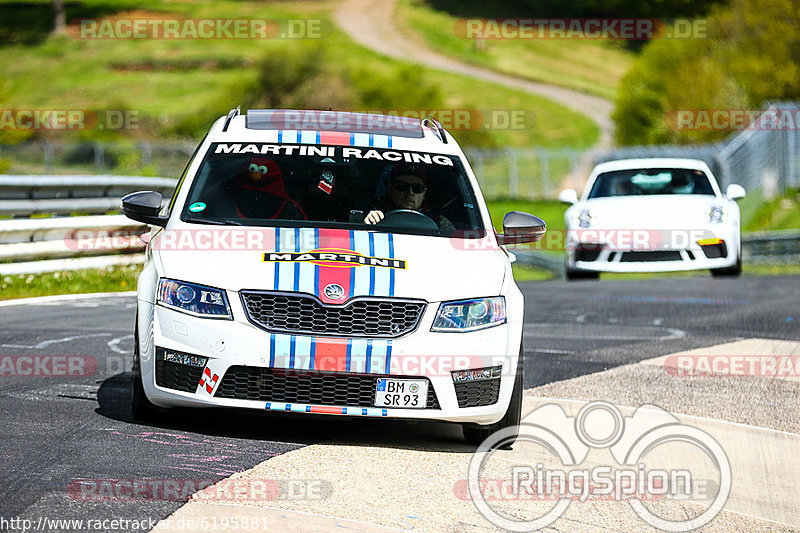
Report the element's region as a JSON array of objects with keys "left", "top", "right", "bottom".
[
  {"left": 396, "top": 0, "right": 634, "bottom": 100},
  {"left": 0, "top": 0, "right": 599, "bottom": 150},
  {"left": 0, "top": 263, "right": 140, "bottom": 300},
  {"left": 744, "top": 189, "right": 800, "bottom": 232}
]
